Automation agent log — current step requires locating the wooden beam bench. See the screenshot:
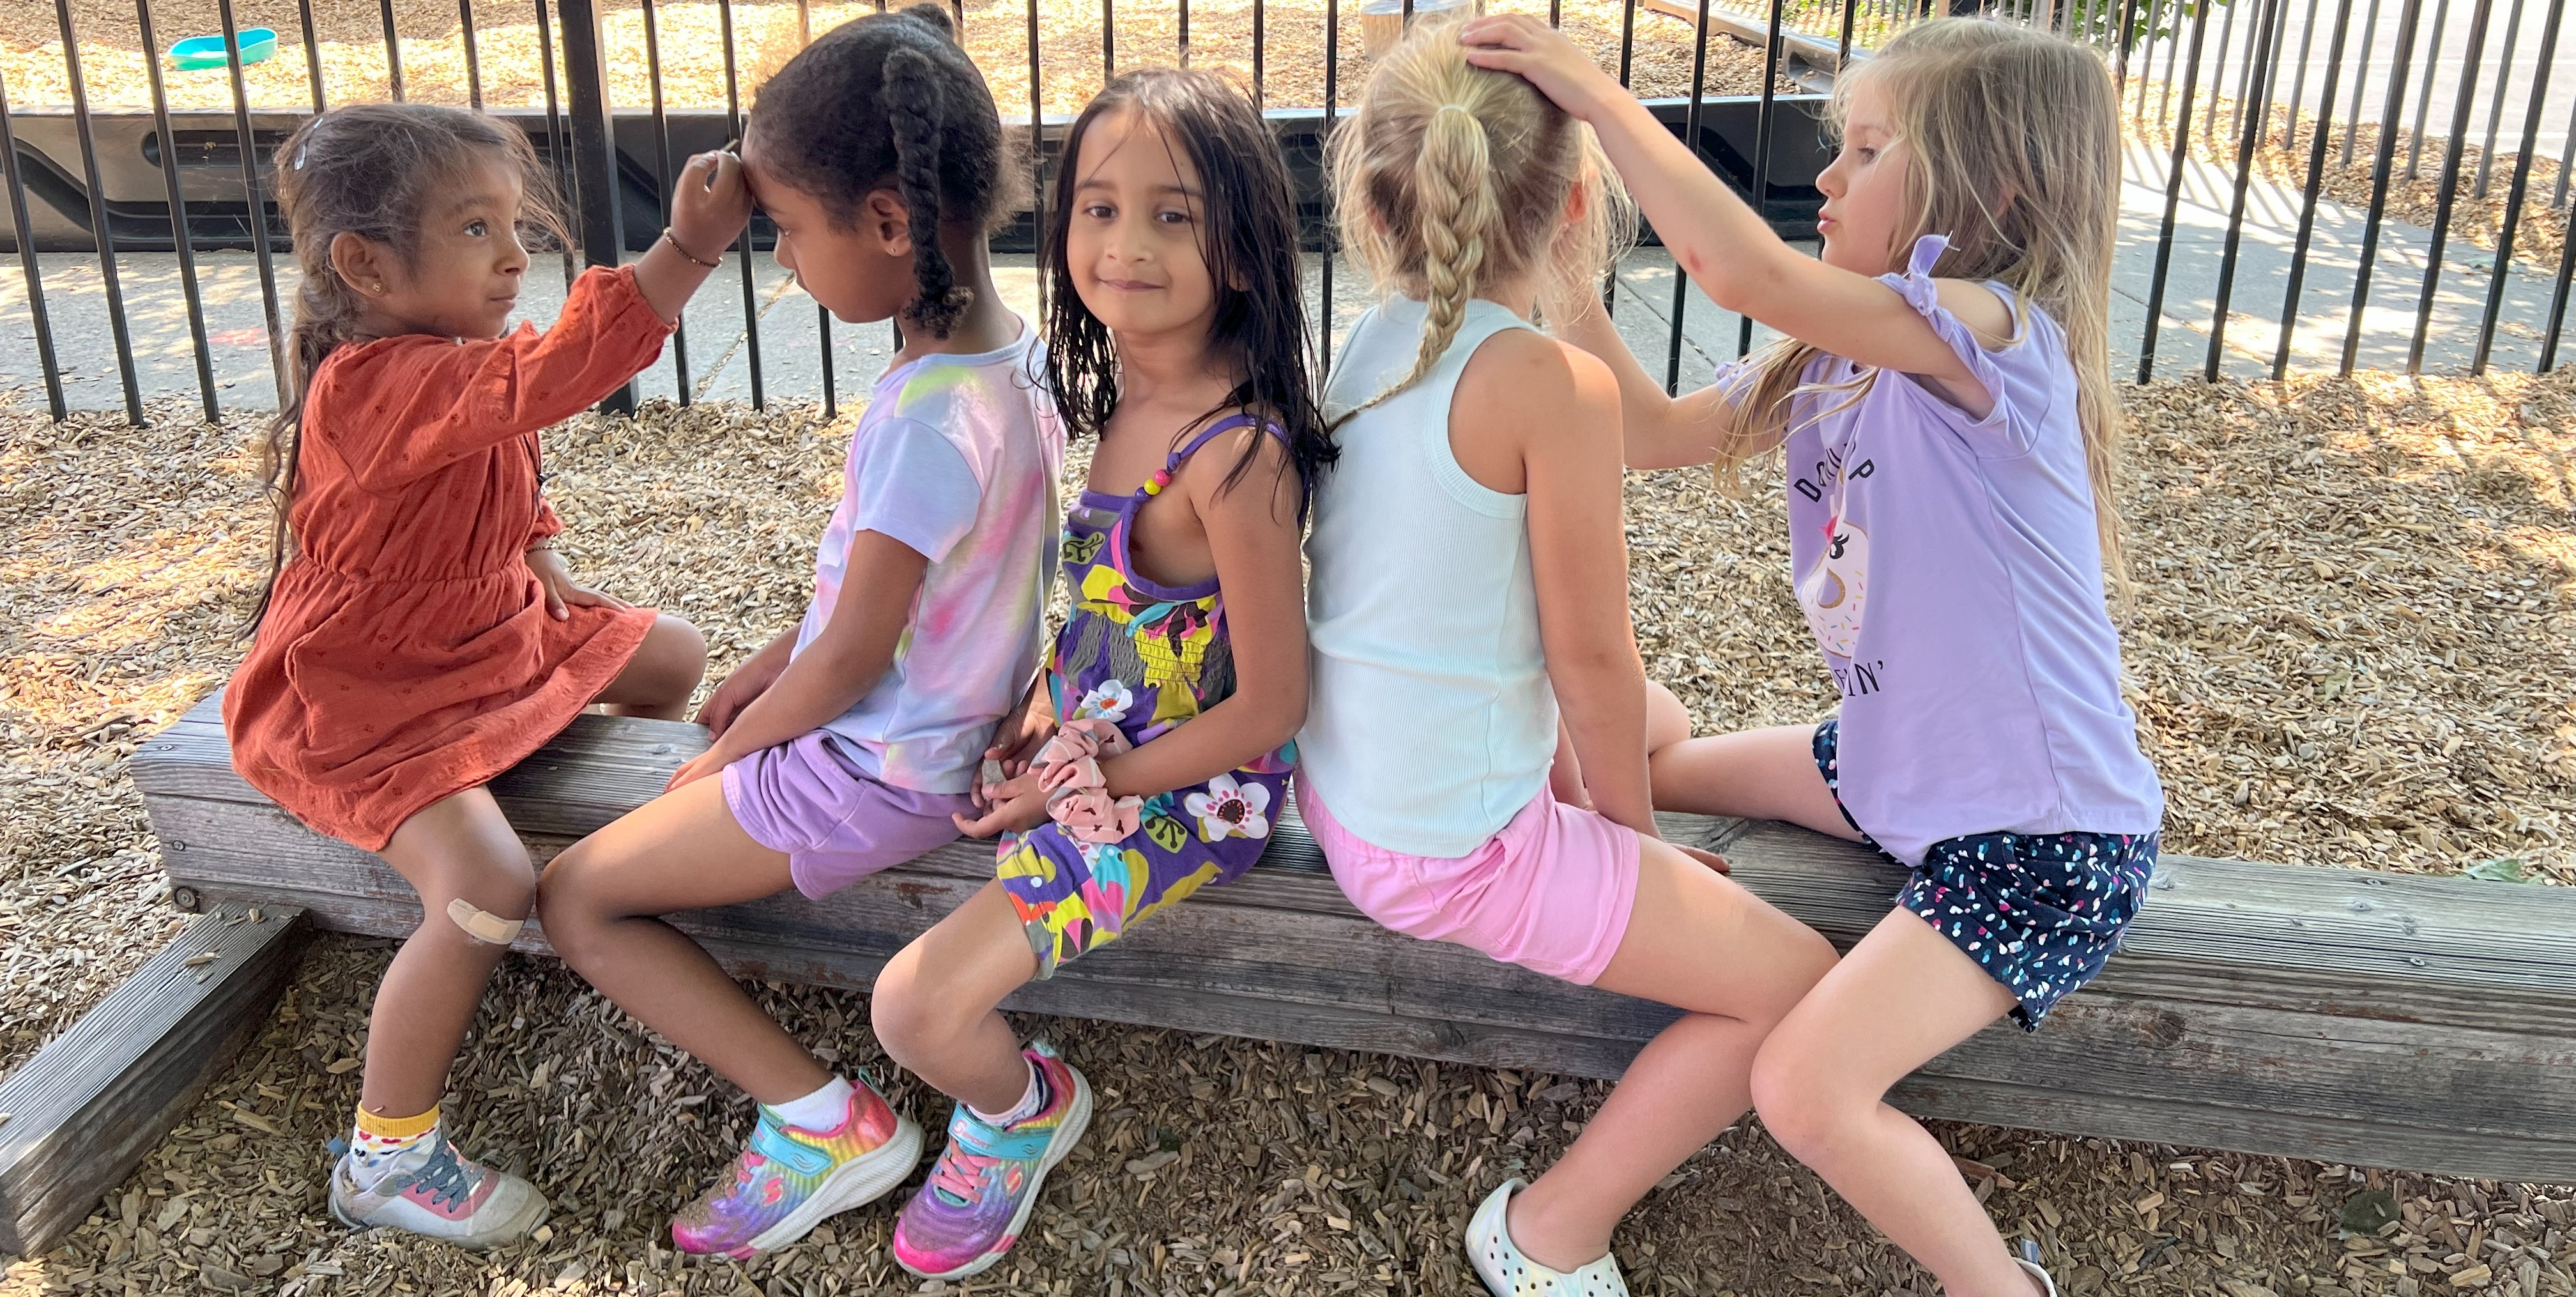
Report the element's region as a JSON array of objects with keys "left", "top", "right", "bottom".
[{"left": 114, "top": 695, "right": 2576, "bottom": 1191}]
